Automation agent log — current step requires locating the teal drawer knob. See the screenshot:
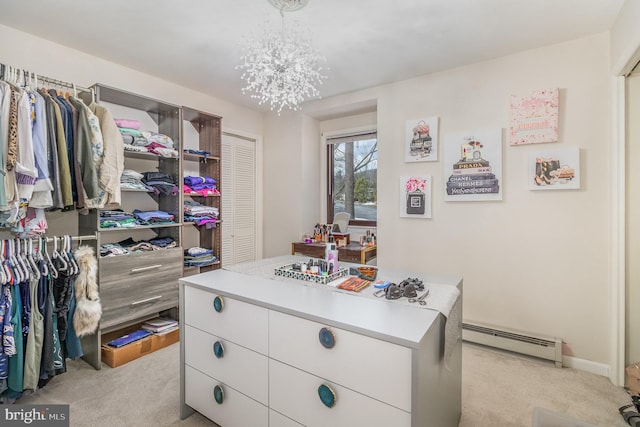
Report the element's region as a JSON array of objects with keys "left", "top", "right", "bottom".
[
  {"left": 213, "top": 341, "right": 224, "bottom": 359},
  {"left": 213, "top": 296, "right": 225, "bottom": 313},
  {"left": 213, "top": 385, "right": 224, "bottom": 404},
  {"left": 318, "top": 383, "right": 336, "bottom": 408},
  {"left": 319, "top": 327, "right": 336, "bottom": 349}
]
